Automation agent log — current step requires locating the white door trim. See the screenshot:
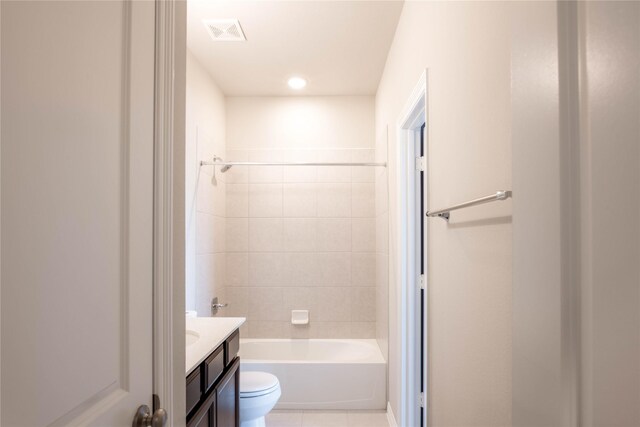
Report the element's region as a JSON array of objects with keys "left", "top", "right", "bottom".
[
  {"left": 395, "top": 69, "right": 428, "bottom": 427},
  {"left": 153, "top": 0, "right": 187, "bottom": 424}
]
